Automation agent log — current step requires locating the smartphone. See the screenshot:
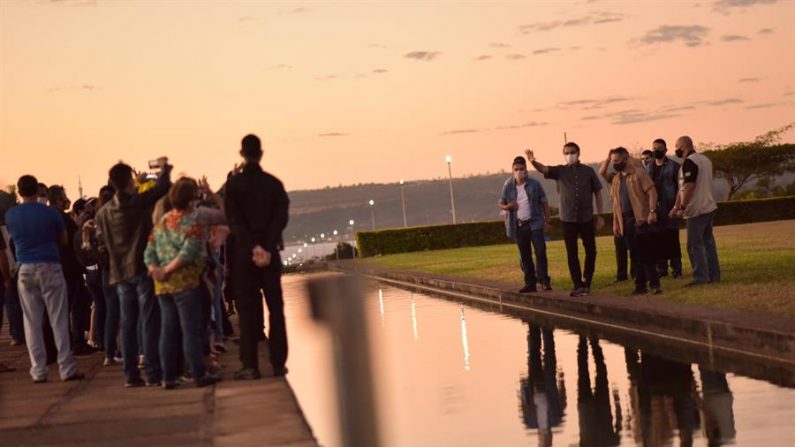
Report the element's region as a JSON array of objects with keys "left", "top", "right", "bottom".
[
  {"left": 145, "top": 173, "right": 158, "bottom": 180},
  {"left": 148, "top": 159, "right": 160, "bottom": 169}
]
